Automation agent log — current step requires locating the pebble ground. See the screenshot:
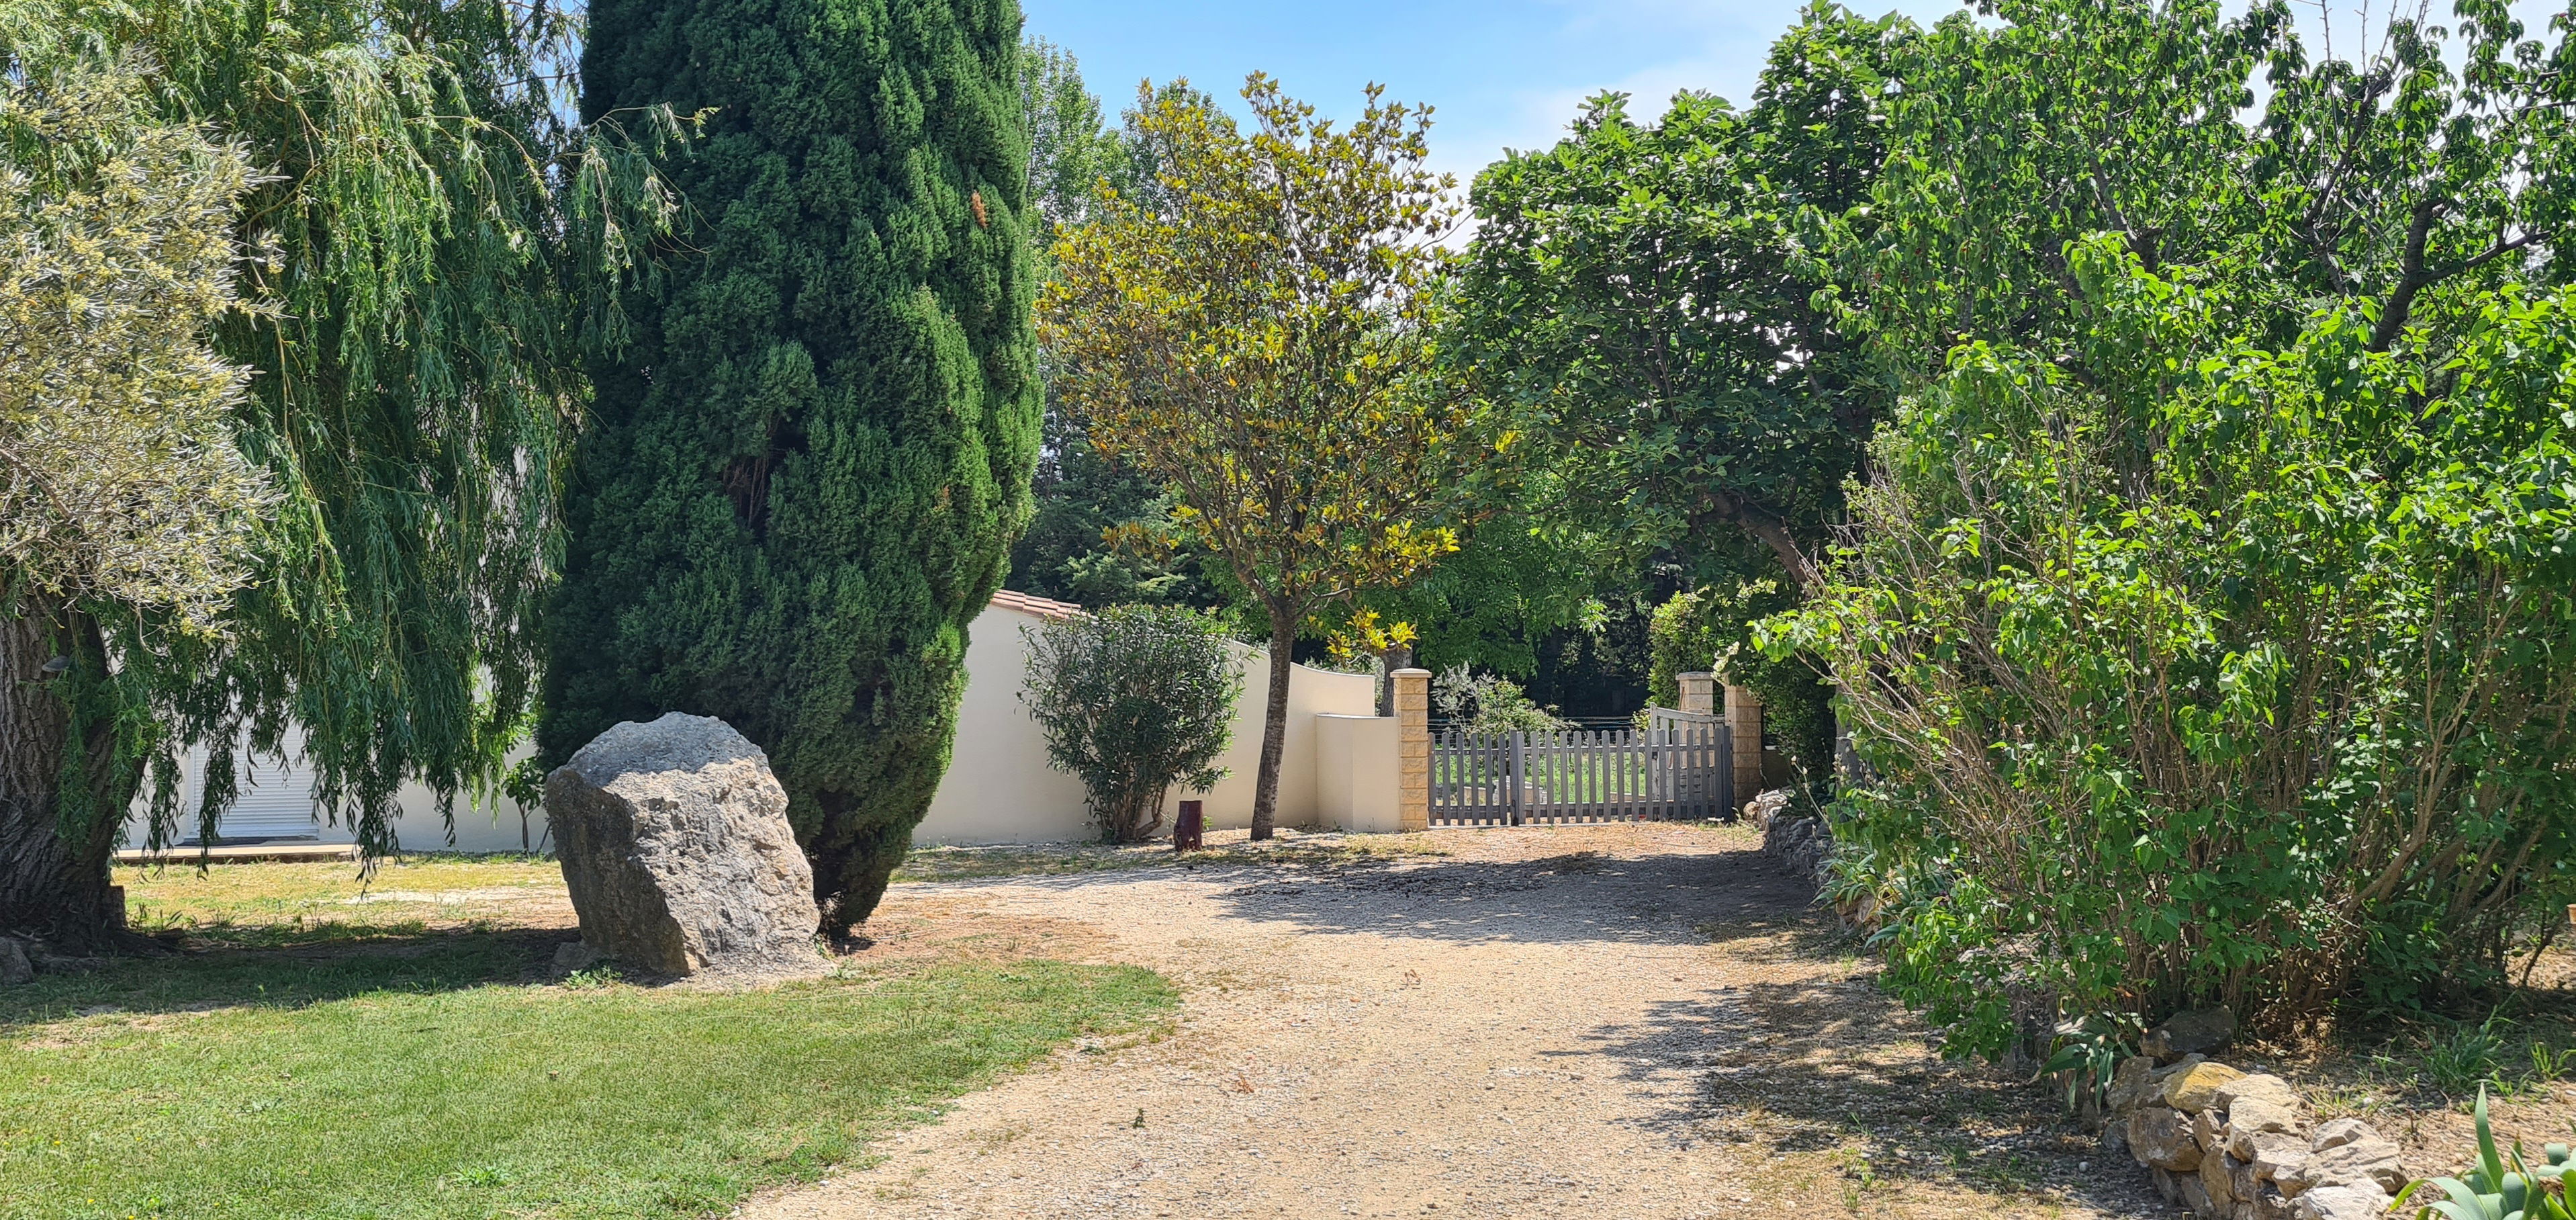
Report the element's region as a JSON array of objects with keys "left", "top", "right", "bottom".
[{"left": 740, "top": 823, "right": 2170, "bottom": 1220}]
